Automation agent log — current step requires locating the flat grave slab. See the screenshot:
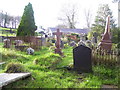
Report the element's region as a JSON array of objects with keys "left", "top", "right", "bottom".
[
  {"left": 0, "top": 73, "right": 31, "bottom": 88},
  {"left": 0, "top": 62, "right": 5, "bottom": 65}
]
